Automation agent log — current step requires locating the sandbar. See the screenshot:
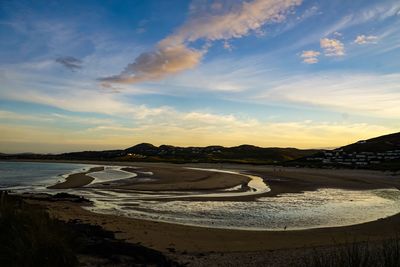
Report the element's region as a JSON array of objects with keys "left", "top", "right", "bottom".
[{"left": 48, "top": 166, "right": 104, "bottom": 189}]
